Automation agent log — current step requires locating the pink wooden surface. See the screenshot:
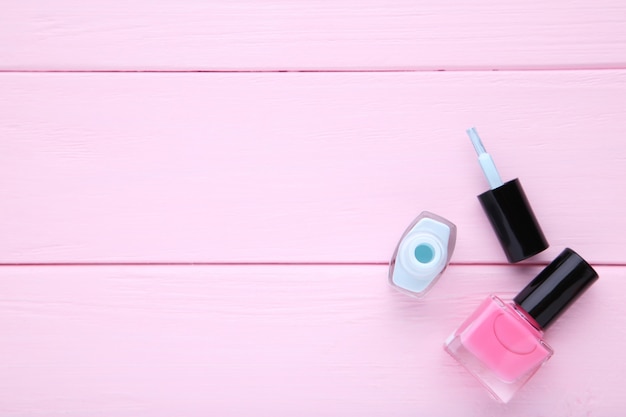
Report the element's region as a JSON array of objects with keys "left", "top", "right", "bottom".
[
  {"left": 1, "top": 72, "right": 625, "bottom": 264},
  {"left": 1, "top": 1, "right": 626, "bottom": 416},
  {"left": 2, "top": 0, "right": 626, "bottom": 70},
  {"left": 1, "top": 265, "right": 623, "bottom": 416}
]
